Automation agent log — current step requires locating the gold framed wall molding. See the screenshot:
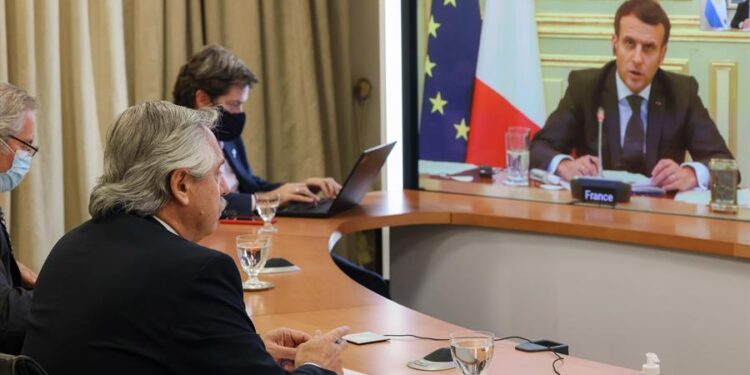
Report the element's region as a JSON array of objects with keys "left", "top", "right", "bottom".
[
  {"left": 540, "top": 54, "right": 690, "bottom": 74},
  {"left": 537, "top": 13, "right": 750, "bottom": 43},
  {"left": 709, "top": 62, "right": 738, "bottom": 155}
]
